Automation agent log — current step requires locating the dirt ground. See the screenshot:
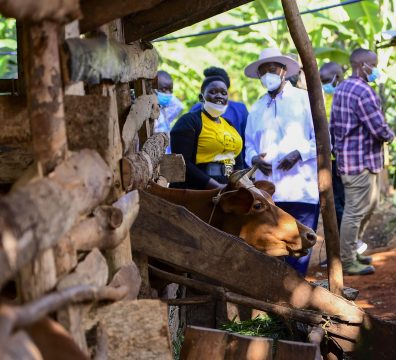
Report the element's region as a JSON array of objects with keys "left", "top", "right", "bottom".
[{"left": 307, "top": 197, "right": 396, "bottom": 321}]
